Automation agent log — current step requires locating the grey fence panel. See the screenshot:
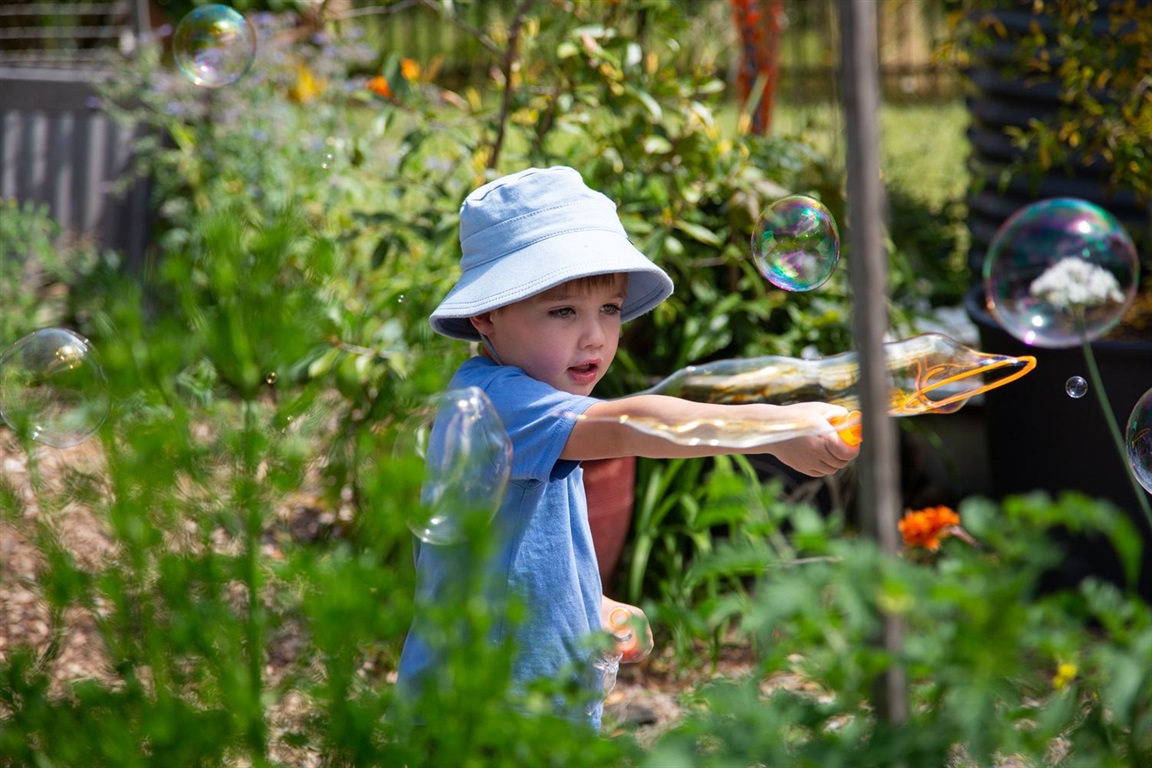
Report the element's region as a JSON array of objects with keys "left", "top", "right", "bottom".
[{"left": 0, "top": 66, "right": 151, "bottom": 271}]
